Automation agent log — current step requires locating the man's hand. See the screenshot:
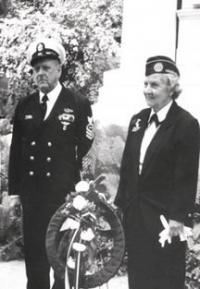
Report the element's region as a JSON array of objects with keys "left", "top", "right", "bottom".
[{"left": 168, "top": 219, "right": 184, "bottom": 238}]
